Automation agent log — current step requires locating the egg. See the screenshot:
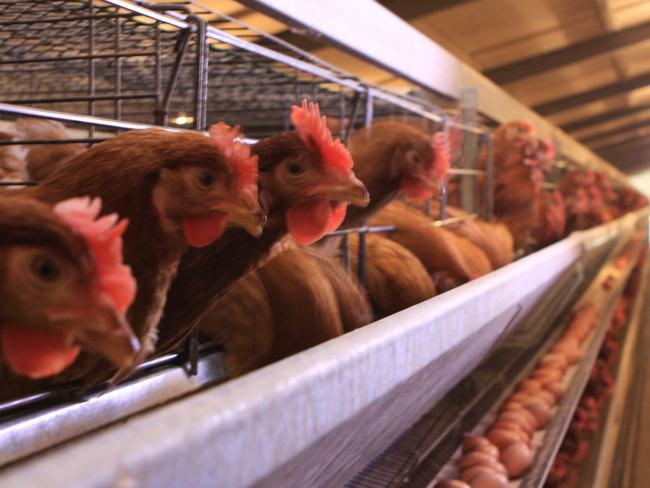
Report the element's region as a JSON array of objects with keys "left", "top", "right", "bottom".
[
  {"left": 458, "top": 451, "right": 500, "bottom": 469},
  {"left": 531, "top": 388, "right": 556, "bottom": 407},
  {"left": 461, "top": 462, "right": 508, "bottom": 483},
  {"left": 545, "top": 381, "right": 565, "bottom": 400},
  {"left": 469, "top": 471, "right": 509, "bottom": 488},
  {"left": 499, "top": 411, "right": 536, "bottom": 433},
  {"left": 463, "top": 435, "right": 491, "bottom": 453},
  {"left": 539, "top": 353, "right": 568, "bottom": 371},
  {"left": 531, "top": 367, "right": 563, "bottom": 383},
  {"left": 435, "top": 480, "right": 471, "bottom": 488},
  {"left": 486, "top": 428, "right": 523, "bottom": 449},
  {"left": 501, "top": 441, "right": 533, "bottom": 477},
  {"left": 491, "top": 421, "right": 531, "bottom": 442},
  {"left": 522, "top": 399, "right": 552, "bottom": 428},
  {"left": 475, "top": 444, "right": 500, "bottom": 458},
  {"left": 517, "top": 378, "right": 542, "bottom": 392}
]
